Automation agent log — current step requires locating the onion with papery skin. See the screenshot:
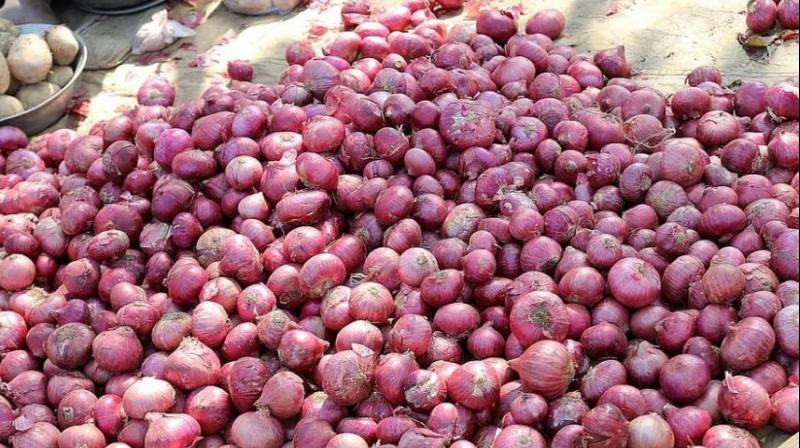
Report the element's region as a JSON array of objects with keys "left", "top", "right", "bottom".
[
  {"left": 665, "top": 405, "right": 712, "bottom": 448},
  {"left": 720, "top": 316, "right": 775, "bottom": 370},
  {"left": 122, "top": 377, "right": 176, "bottom": 419},
  {"left": 607, "top": 257, "right": 661, "bottom": 308},
  {"left": 772, "top": 385, "right": 799, "bottom": 432},
  {"left": 628, "top": 413, "right": 674, "bottom": 448},
  {"left": 509, "top": 340, "right": 574, "bottom": 400},
  {"left": 581, "top": 403, "right": 629, "bottom": 448},
  {"left": 509, "top": 291, "right": 569, "bottom": 346},
  {"left": 703, "top": 424, "right": 760, "bottom": 448},
  {"left": 718, "top": 374, "right": 772, "bottom": 431},
  {"left": 660, "top": 354, "right": 711, "bottom": 403}
]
